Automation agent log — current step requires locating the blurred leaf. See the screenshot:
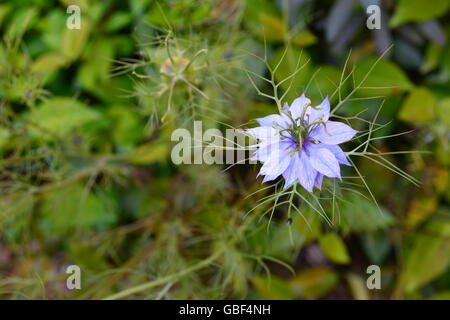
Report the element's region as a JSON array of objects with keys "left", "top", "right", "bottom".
[
  {"left": 417, "top": 21, "right": 446, "bottom": 46},
  {"left": 438, "top": 98, "right": 450, "bottom": 126},
  {"left": 40, "top": 184, "right": 118, "bottom": 235},
  {"left": 245, "top": 0, "right": 284, "bottom": 42},
  {"left": 319, "top": 232, "right": 350, "bottom": 264},
  {"left": 0, "top": 4, "right": 11, "bottom": 27},
  {"left": 295, "top": 210, "right": 322, "bottom": 243},
  {"left": 107, "top": 105, "right": 143, "bottom": 151},
  {"left": 291, "top": 30, "right": 317, "bottom": 47},
  {"left": 266, "top": 222, "right": 304, "bottom": 262},
  {"left": 306, "top": 66, "right": 342, "bottom": 104},
  {"left": 340, "top": 194, "right": 394, "bottom": 233},
  {"left": 431, "top": 166, "right": 449, "bottom": 195},
  {"left": 325, "top": 0, "right": 355, "bottom": 43},
  {"left": 422, "top": 42, "right": 444, "bottom": 73},
  {"left": 129, "top": 141, "right": 169, "bottom": 165},
  {"left": 105, "top": 11, "right": 132, "bottom": 32},
  {"left": 398, "top": 87, "right": 436, "bottom": 123},
  {"left": 0, "top": 126, "right": 10, "bottom": 152},
  {"left": 354, "top": 57, "right": 413, "bottom": 96},
  {"left": 430, "top": 291, "right": 450, "bottom": 300},
  {"left": 259, "top": 13, "right": 286, "bottom": 42},
  {"left": 290, "top": 267, "right": 339, "bottom": 298},
  {"left": 36, "top": 9, "right": 67, "bottom": 52},
  {"left": 31, "top": 52, "right": 68, "bottom": 73},
  {"left": 77, "top": 38, "right": 115, "bottom": 100},
  {"left": 404, "top": 195, "right": 438, "bottom": 229},
  {"left": 271, "top": 47, "right": 312, "bottom": 102},
  {"left": 6, "top": 7, "right": 37, "bottom": 38},
  {"left": 358, "top": 151, "right": 395, "bottom": 198},
  {"left": 146, "top": 0, "right": 212, "bottom": 27},
  {"left": 59, "top": 0, "right": 89, "bottom": 11},
  {"left": 252, "top": 275, "right": 295, "bottom": 300},
  {"left": 394, "top": 39, "right": 423, "bottom": 70},
  {"left": 390, "top": 0, "right": 450, "bottom": 27},
  {"left": 61, "top": 18, "right": 91, "bottom": 61},
  {"left": 346, "top": 273, "right": 369, "bottom": 300},
  {"left": 68, "top": 242, "right": 111, "bottom": 273},
  {"left": 362, "top": 232, "right": 391, "bottom": 265},
  {"left": 29, "top": 97, "right": 101, "bottom": 139},
  {"left": 402, "top": 220, "right": 450, "bottom": 293}
]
